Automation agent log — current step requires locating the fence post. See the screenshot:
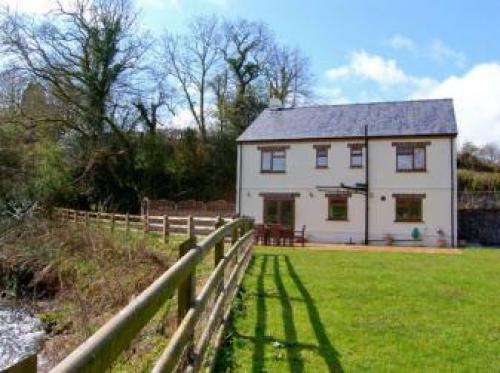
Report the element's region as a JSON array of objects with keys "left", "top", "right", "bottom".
[
  {"left": 143, "top": 212, "right": 149, "bottom": 236},
  {"left": 214, "top": 216, "right": 224, "bottom": 287},
  {"left": 162, "top": 215, "right": 169, "bottom": 244},
  {"left": 85, "top": 212, "right": 89, "bottom": 227},
  {"left": 231, "top": 221, "right": 240, "bottom": 264},
  {"left": 125, "top": 213, "right": 130, "bottom": 236},
  {"left": 74, "top": 209, "right": 77, "bottom": 223},
  {"left": 178, "top": 216, "right": 196, "bottom": 363},
  {"left": 111, "top": 213, "right": 115, "bottom": 232},
  {"left": 231, "top": 221, "right": 240, "bottom": 245}
]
